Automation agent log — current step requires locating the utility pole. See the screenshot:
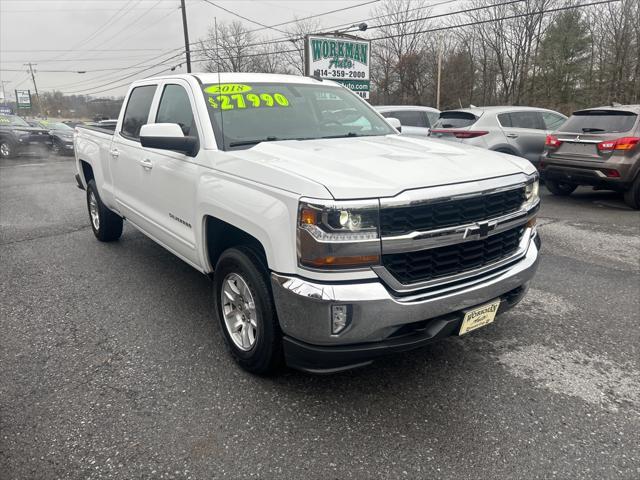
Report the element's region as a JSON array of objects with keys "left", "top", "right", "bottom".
[
  {"left": 24, "top": 63, "right": 40, "bottom": 112},
  {"left": 436, "top": 41, "right": 442, "bottom": 111},
  {"left": 180, "top": 0, "right": 192, "bottom": 73}
]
